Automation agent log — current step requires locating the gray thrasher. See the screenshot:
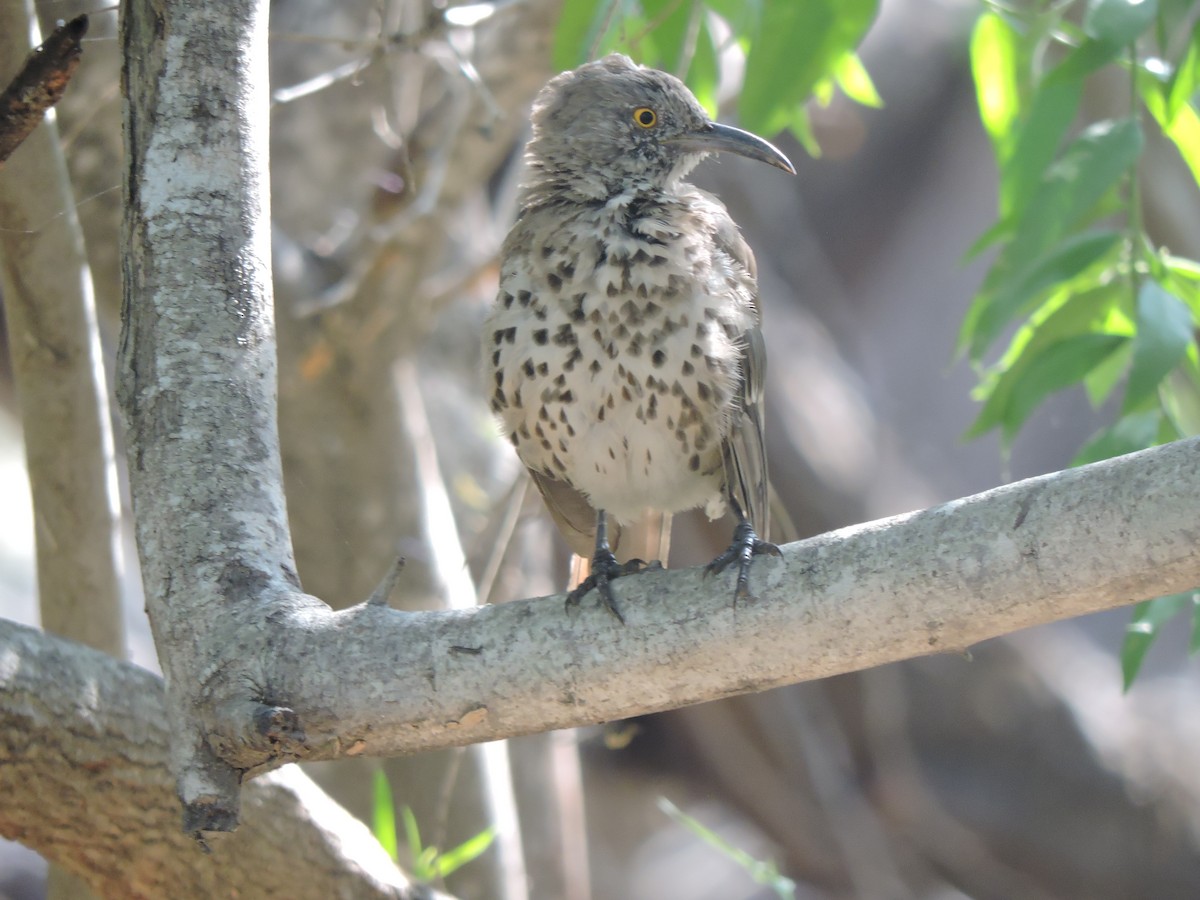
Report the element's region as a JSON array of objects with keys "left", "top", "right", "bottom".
[{"left": 485, "top": 54, "right": 794, "bottom": 621}]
